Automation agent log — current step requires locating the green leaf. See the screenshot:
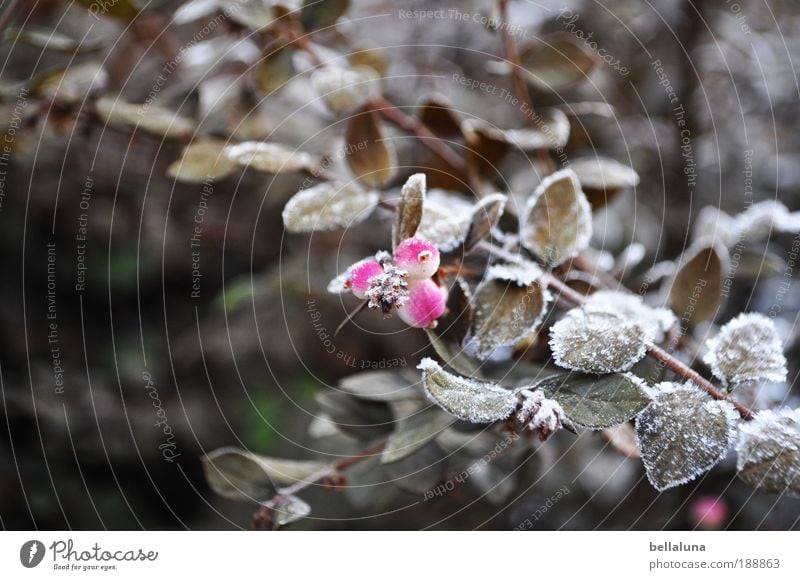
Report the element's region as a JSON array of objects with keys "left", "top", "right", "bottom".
[
  {"left": 392, "top": 173, "right": 426, "bottom": 248},
  {"left": 418, "top": 358, "right": 517, "bottom": 423},
  {"left": 257, "top": 45, "right": 295, "bottom": 93},
  {"left": 282, "top": 182, "right": 379, "bottom": 232},
  {"left": 345, "top": 106, "right": 396, "bottom": 189},
  {"left": 635, "top": 383, "right": 738, "bottom": 491},
  {"left": 73, "top": 0, "right": 143, "bottom": 20},
  {"left": 314, "top": 391, "right": 394, "bottom": 439},
  {"left": 538, "top": 372, "right": 651, "bottom": 429},
  {"left": 33, "top": 62, "right": 108, "bottom": 105},
  {"left": 338, "top": 370, "right": 422, "bottom": 401},
  {"left": 167, "top": 140, "right": 237, "bottom": 183},
  {"left": 382, "top": 405, "right": 455, "bottom": 464},
  {"left": 519, "top": 168, "right": 592, "bottom": 266},
  {"left": 300, "top": 0, "right": 350, "bottom": 30},
  {"left": 202, "top": 447, "right": 327, "bottom": 504}
]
